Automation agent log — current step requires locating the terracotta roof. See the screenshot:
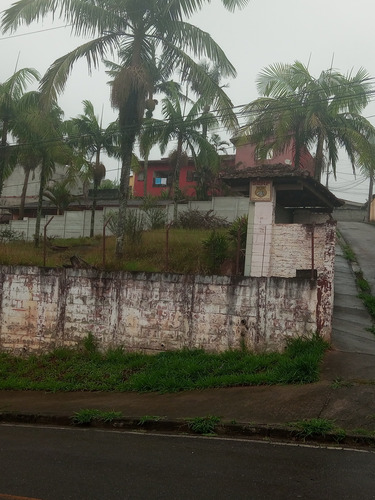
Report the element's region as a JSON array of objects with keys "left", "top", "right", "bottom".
[{"left": 221, "top": 163, "right": 310, "bottom": 179}]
